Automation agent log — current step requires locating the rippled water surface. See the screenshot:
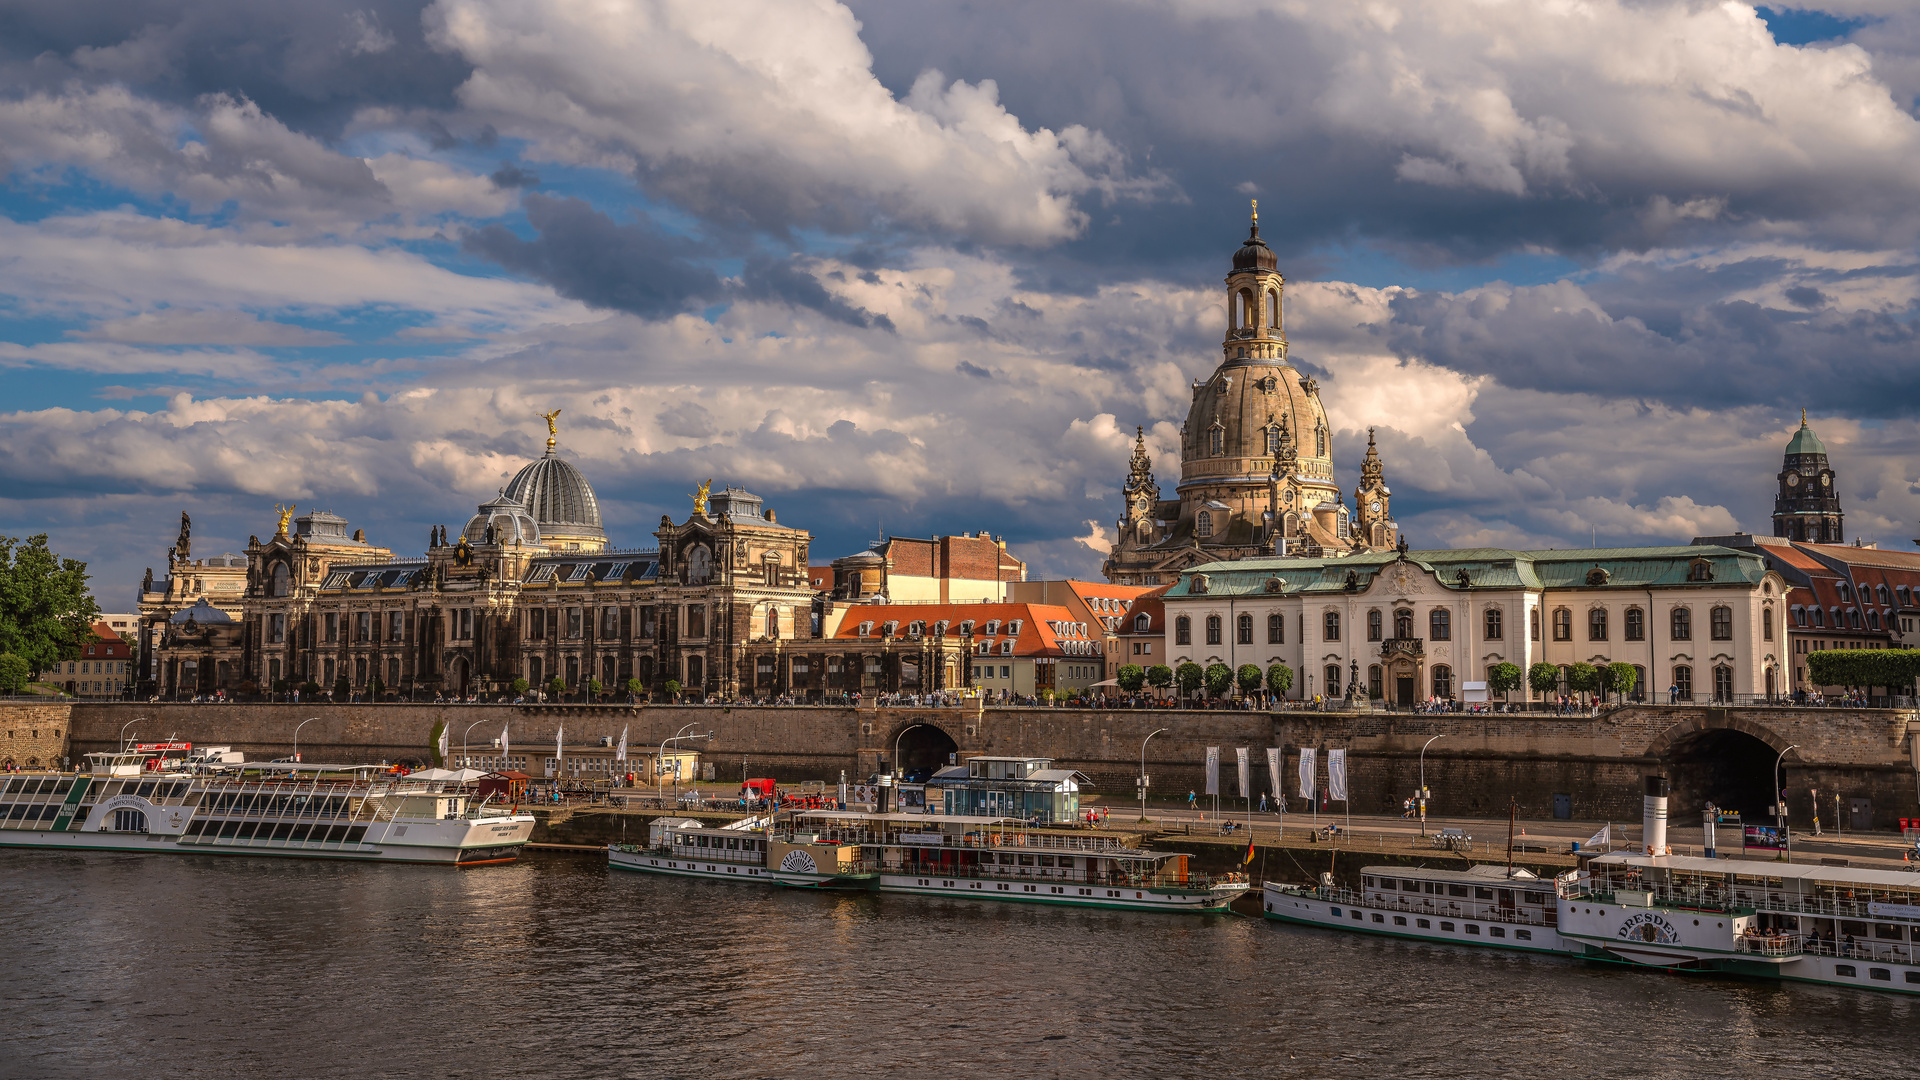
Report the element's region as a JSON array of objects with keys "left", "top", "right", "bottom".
[{"left": 2, "top": 850, "right": 1912, "bottom": 1079}]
